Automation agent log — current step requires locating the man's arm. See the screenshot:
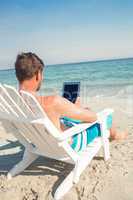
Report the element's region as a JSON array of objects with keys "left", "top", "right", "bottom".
[{"left": 53, "top": 95, "right": 97, "bottom": 123}]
